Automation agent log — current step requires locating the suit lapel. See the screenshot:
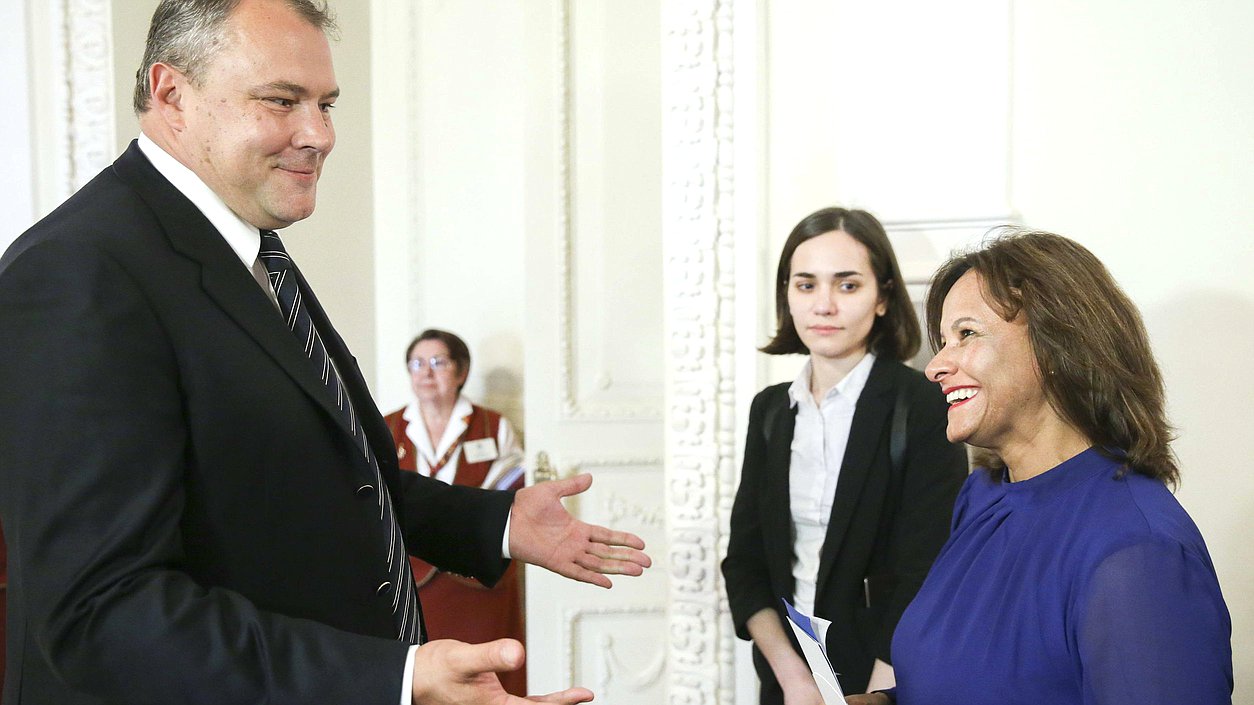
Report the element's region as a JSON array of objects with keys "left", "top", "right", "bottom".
[
  {"left": 814, "top": 357, "right": 896, "bottom": 594},
  {"left": 112, "top": 142, "right": 374, "bottom": 476},
  {"left": 292, "top": 264, "right": 402, "bottom": 489}
]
